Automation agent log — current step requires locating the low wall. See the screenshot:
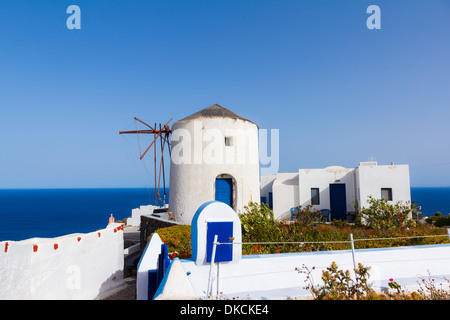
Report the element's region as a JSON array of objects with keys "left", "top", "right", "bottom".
[
  {"left": 167, "top": 243, "right": 450, "bottom": 299},
  {"left": 0, "top": 223, "right": 125, "bottom": 300}
]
